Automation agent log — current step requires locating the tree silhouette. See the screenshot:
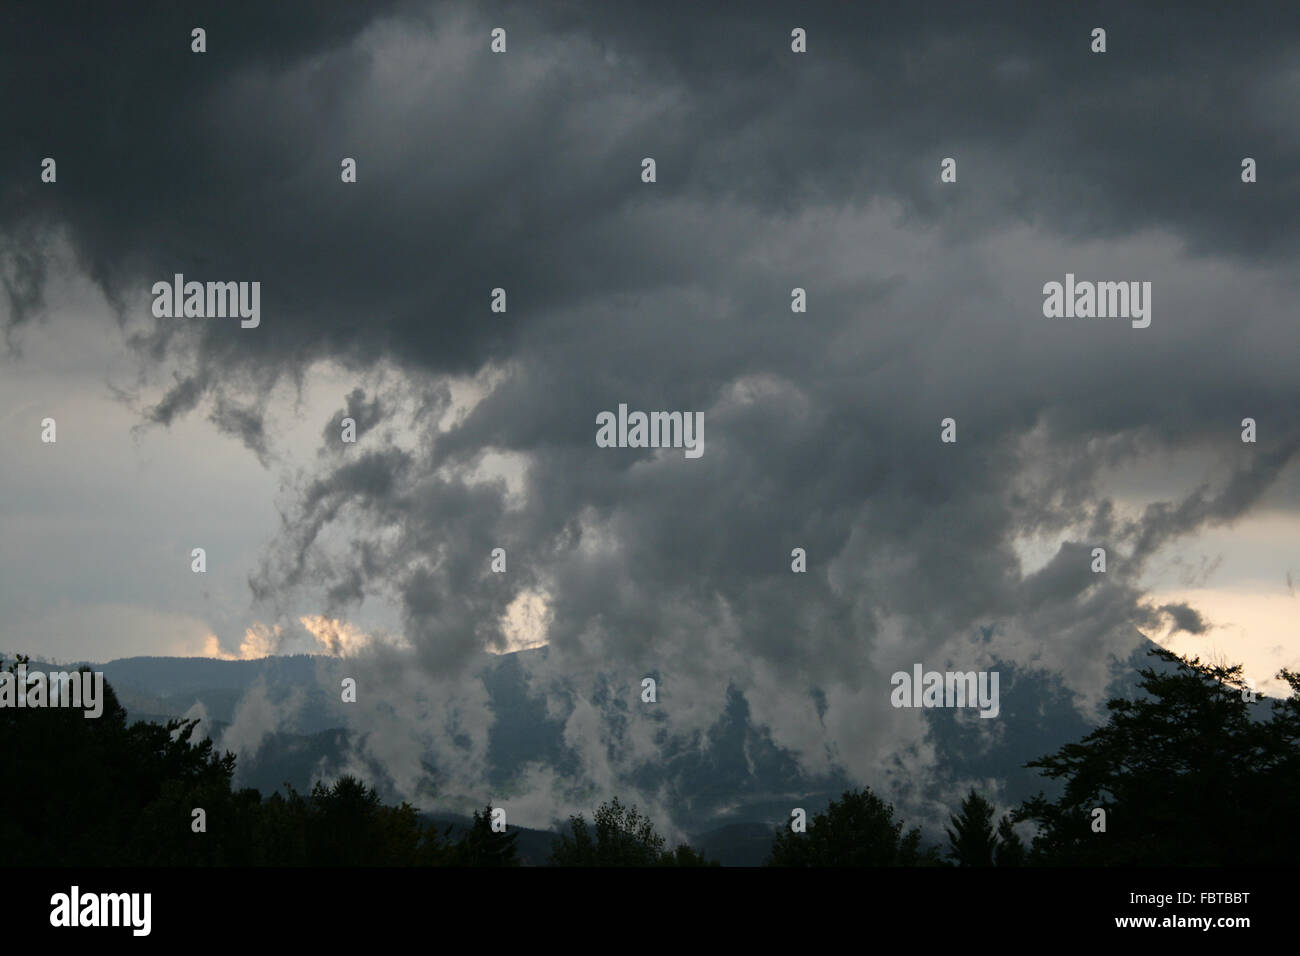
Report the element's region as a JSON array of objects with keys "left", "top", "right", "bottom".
[
  {"left": 658, "top": 843, "right": 720, "bottom": 867},
  {"left": 0, "top": 657, "right": 448, "bottom": 866},
  {"left": 766, "top": 787, "right": 943, "bottom": 866},
  {"left": 946, "top": 789, "right": 997, "bottom": 866},
  {"left": 447, "top": 804, "right": 520, "bottom": 866},
  {"left": 0, "top": 657, "right": 242, "bottom": 865},
  {"left": 994, "top": 813, "right": 1026, "bottom": 866},
  {"left": 549, "top": 797, "right": 714, "bottom": 865},
  {"left": 1014, "top": 647, "right": 1300, "bottom": 865}
]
